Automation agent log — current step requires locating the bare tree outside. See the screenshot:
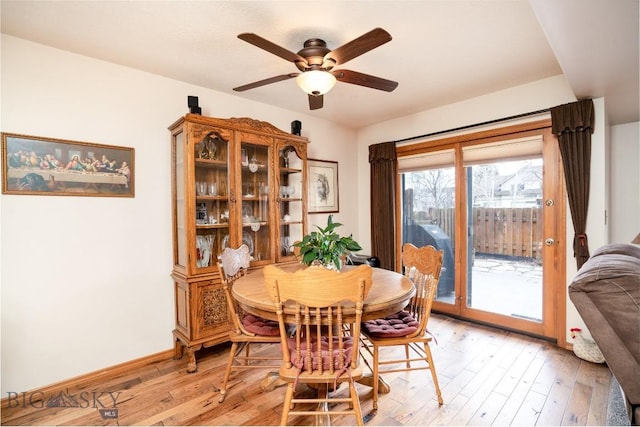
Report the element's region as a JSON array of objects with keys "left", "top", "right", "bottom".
[
  {"left": 406, "top": 168, "right": 455, "bottom": 210},
  {"left": 472, "top": 164, "right": 498, "bottom": 205}
]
